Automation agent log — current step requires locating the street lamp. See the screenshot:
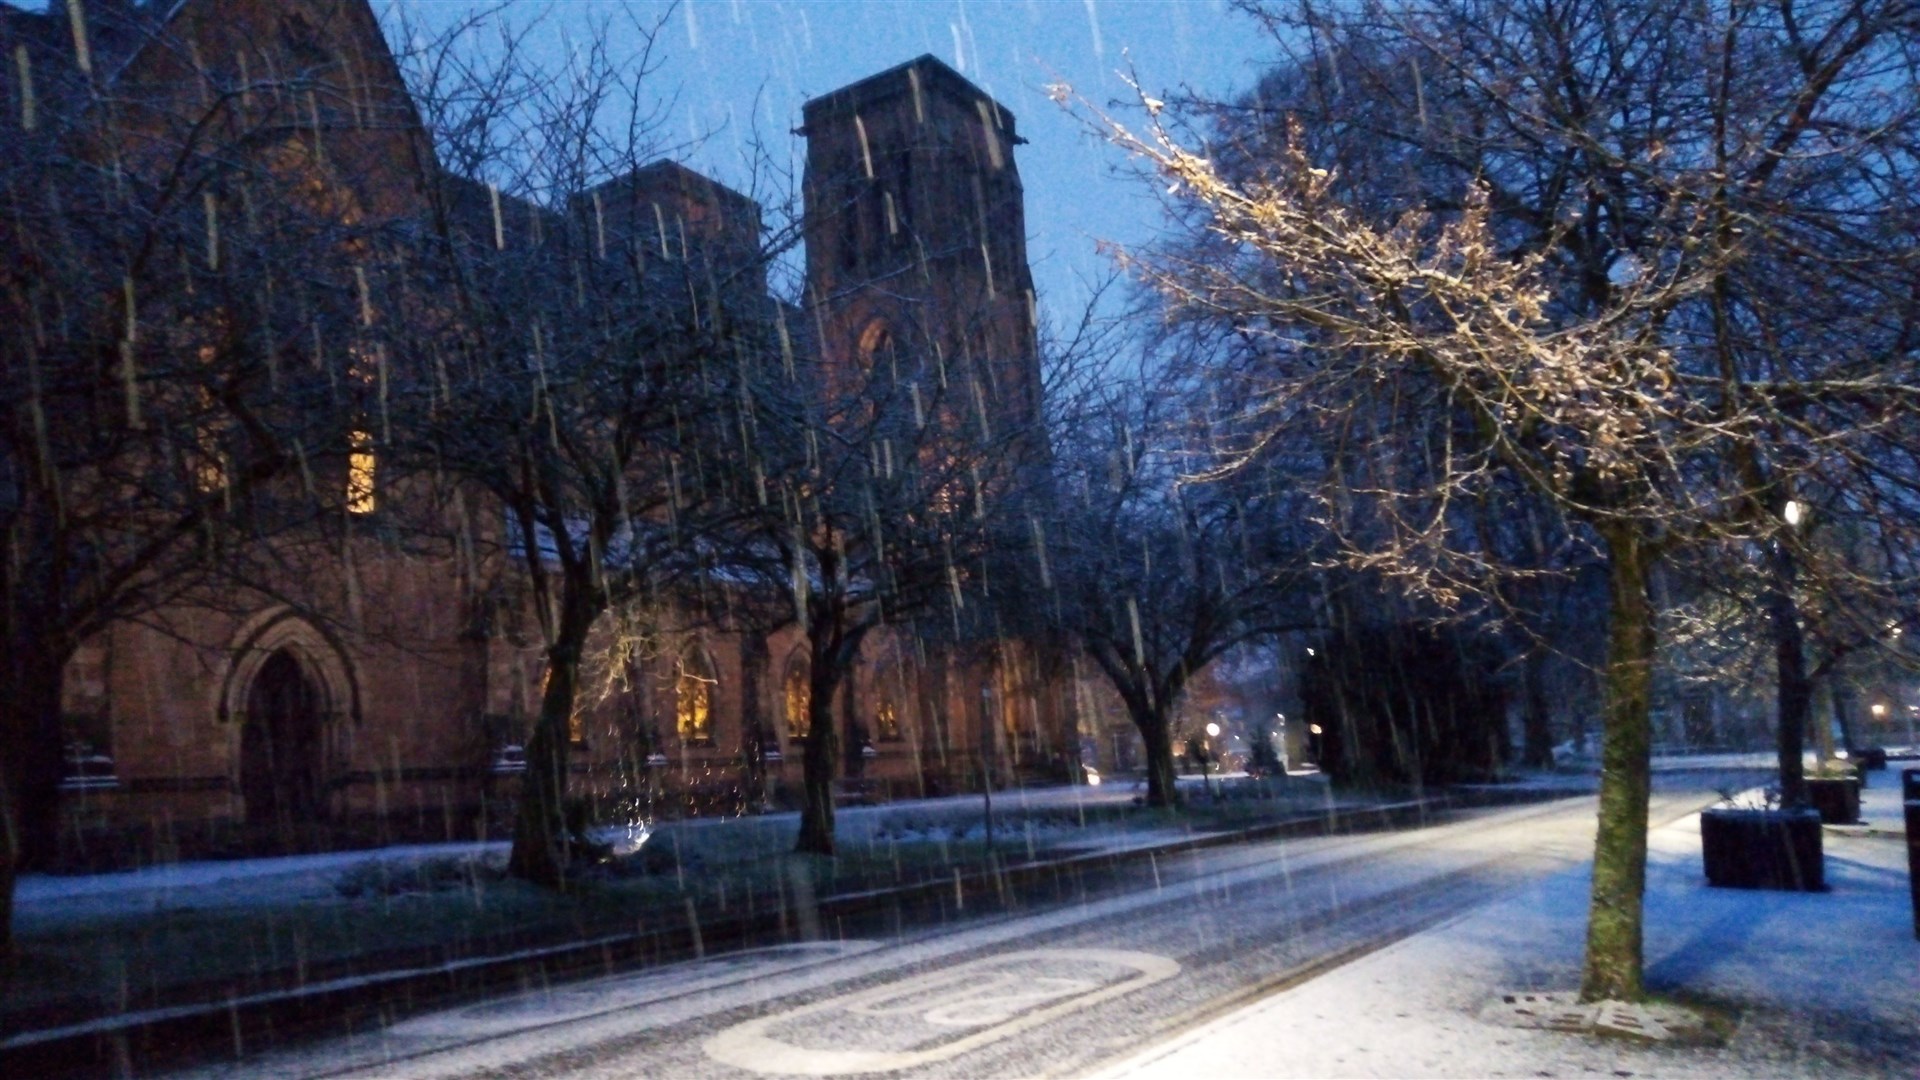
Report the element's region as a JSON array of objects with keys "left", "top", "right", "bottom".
[
  {"left": 1203, "top": 722, "right": 1221, "bottom": 798},
  {"left": 1783, "top": 499, "right": 1806, "bottom": 526}
]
